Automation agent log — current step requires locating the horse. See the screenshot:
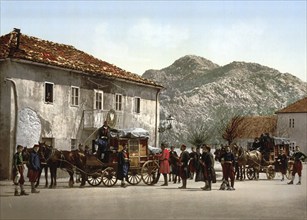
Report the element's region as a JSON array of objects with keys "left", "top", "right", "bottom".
[
  {"left": 245, "top": 150, "right": 262, "bottom": 180},
  {"left": 43, "top": 145, "right": 87, "bottom": 188},
  {"left": 230, "top": 144, "right": 247, "bottom": 181},
  {"left": 22, "top": 143, "right": 49, "bottom": 188}
]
